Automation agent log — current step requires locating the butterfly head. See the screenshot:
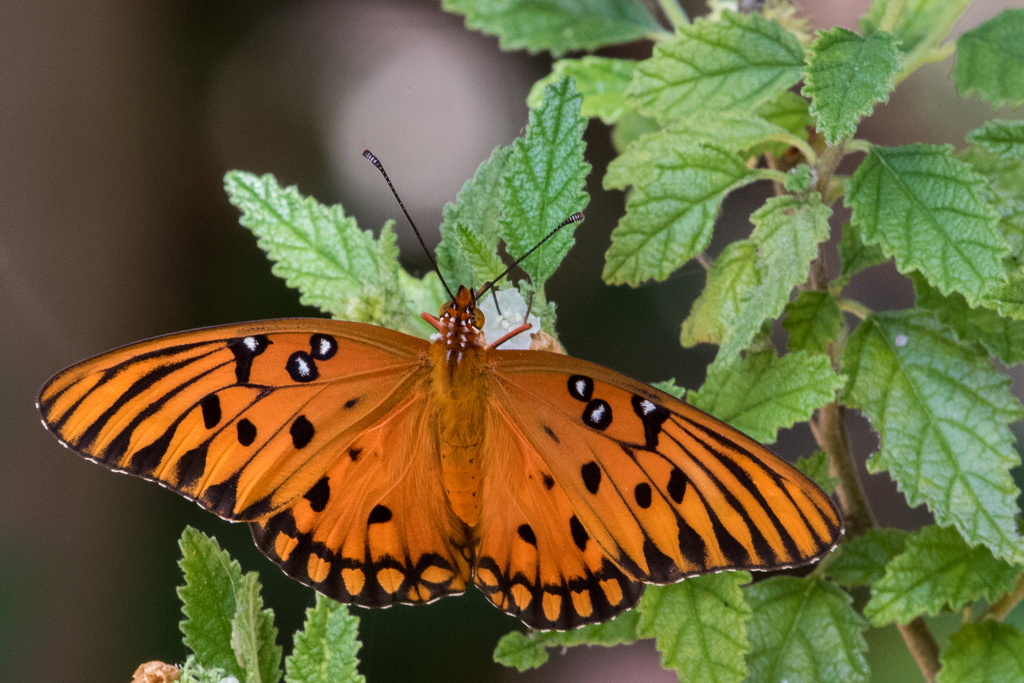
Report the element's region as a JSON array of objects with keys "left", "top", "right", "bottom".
[{"left": 434, "top": 286, "right": 486, "bottom": 367}]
